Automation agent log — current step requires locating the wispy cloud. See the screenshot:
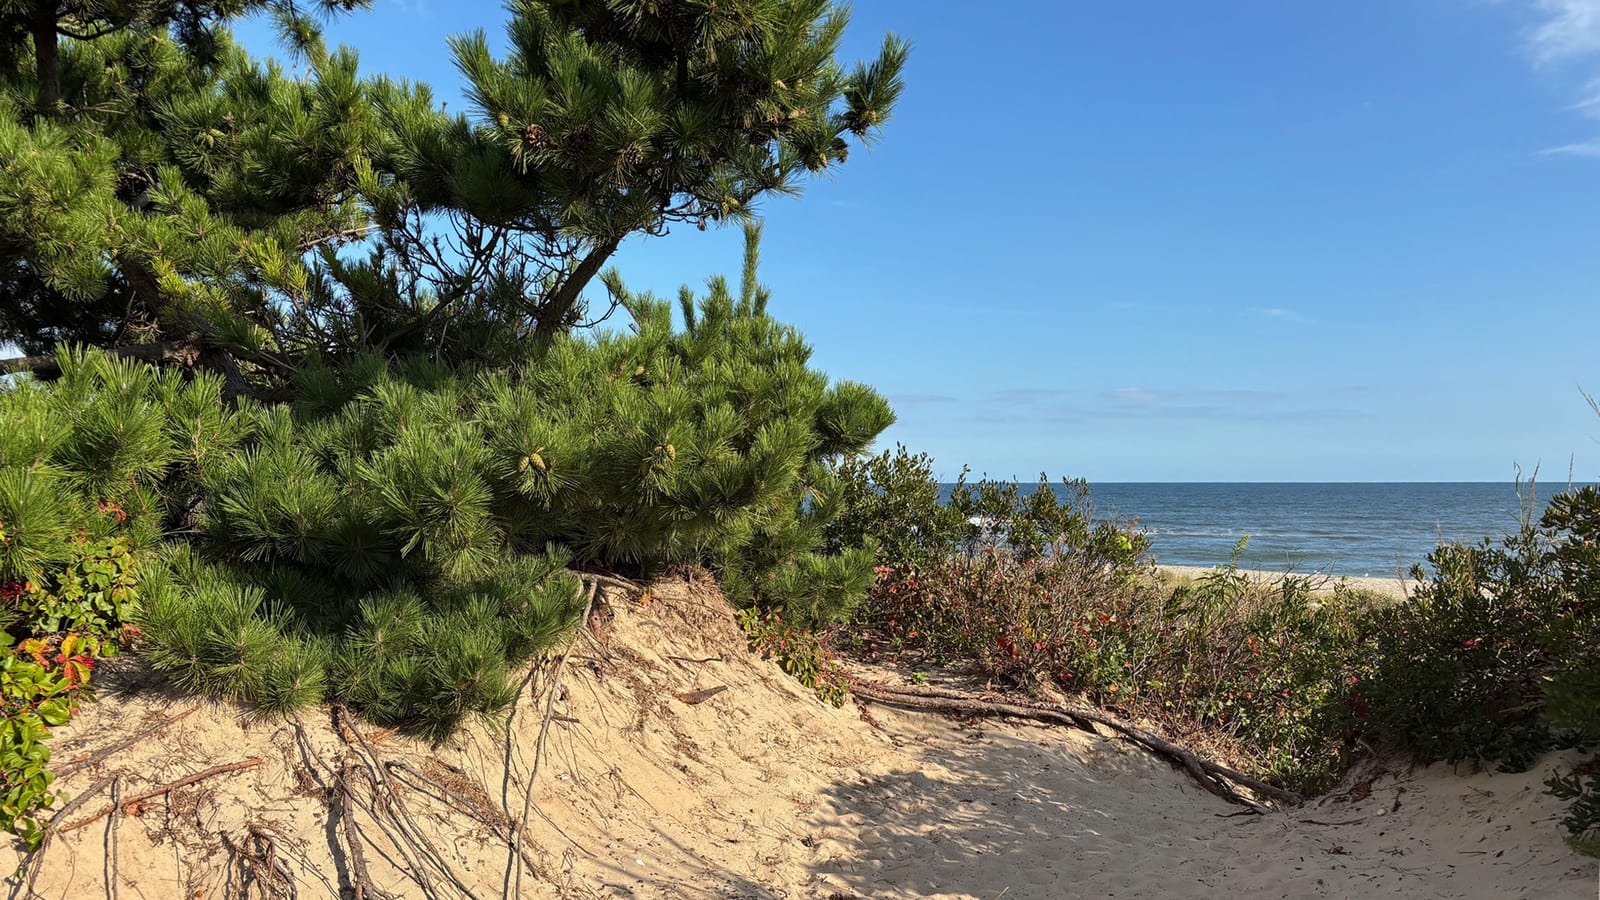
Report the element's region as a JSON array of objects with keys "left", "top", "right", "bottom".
[
  {"left": 889, "top": 392, "right": 958, "bottom": 406},
  {"left": 1510, "top": 1, "right": 1600, "bottom": 153},
  {"left": 1539, "top": 138, "right": 1600, "bottom": 155},
  {"left": 1525, "top": 0, "right": 1600, "bottom": 64},
  {"left": 1255, "top": 306, "right": 1315, "bottom": 325}
]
